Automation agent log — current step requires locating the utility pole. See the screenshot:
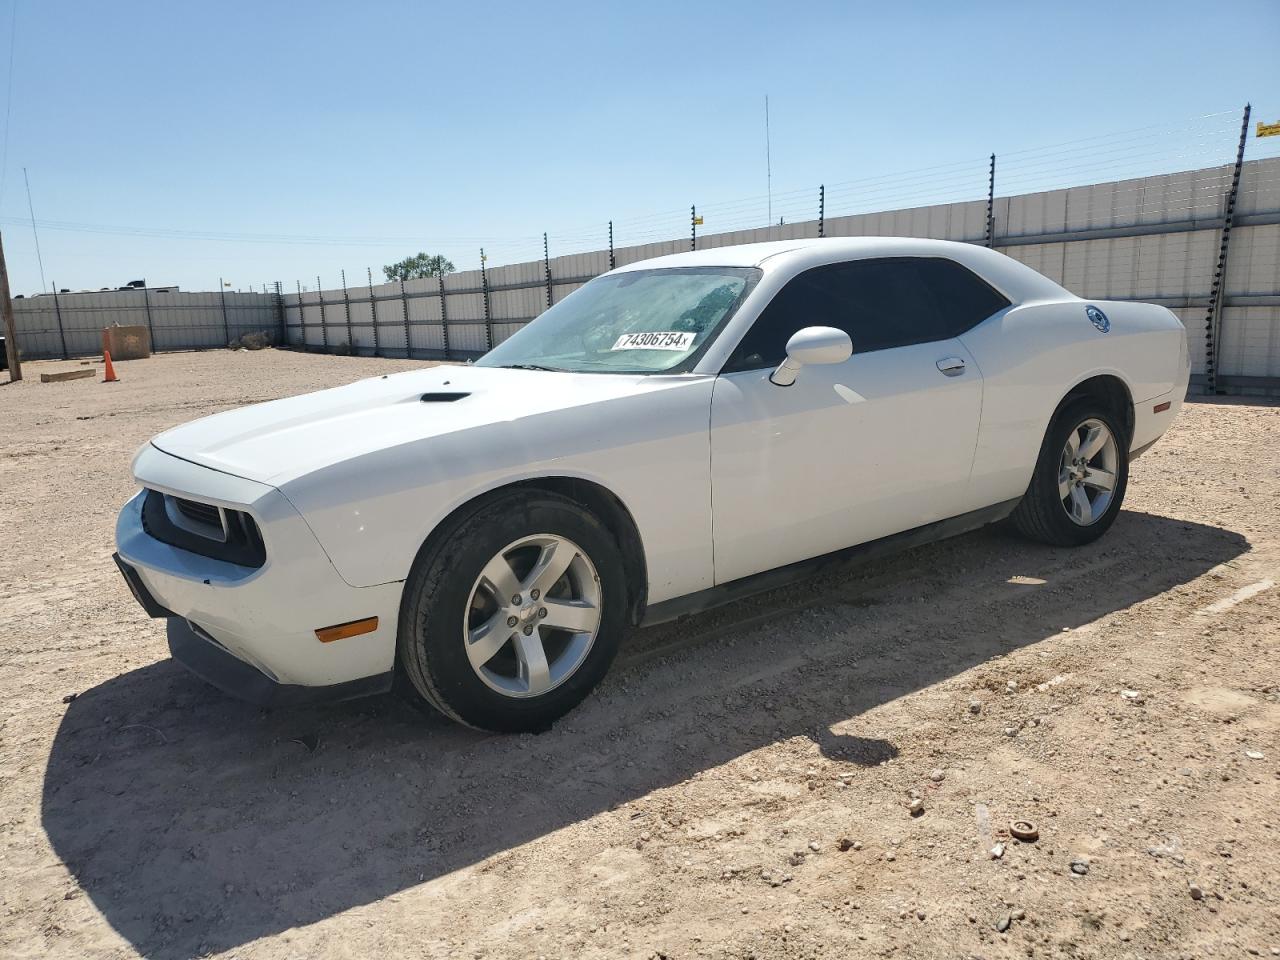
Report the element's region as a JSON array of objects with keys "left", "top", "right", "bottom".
[{"left": 1, "top": 230, "right": 21, "bottom": 380}]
